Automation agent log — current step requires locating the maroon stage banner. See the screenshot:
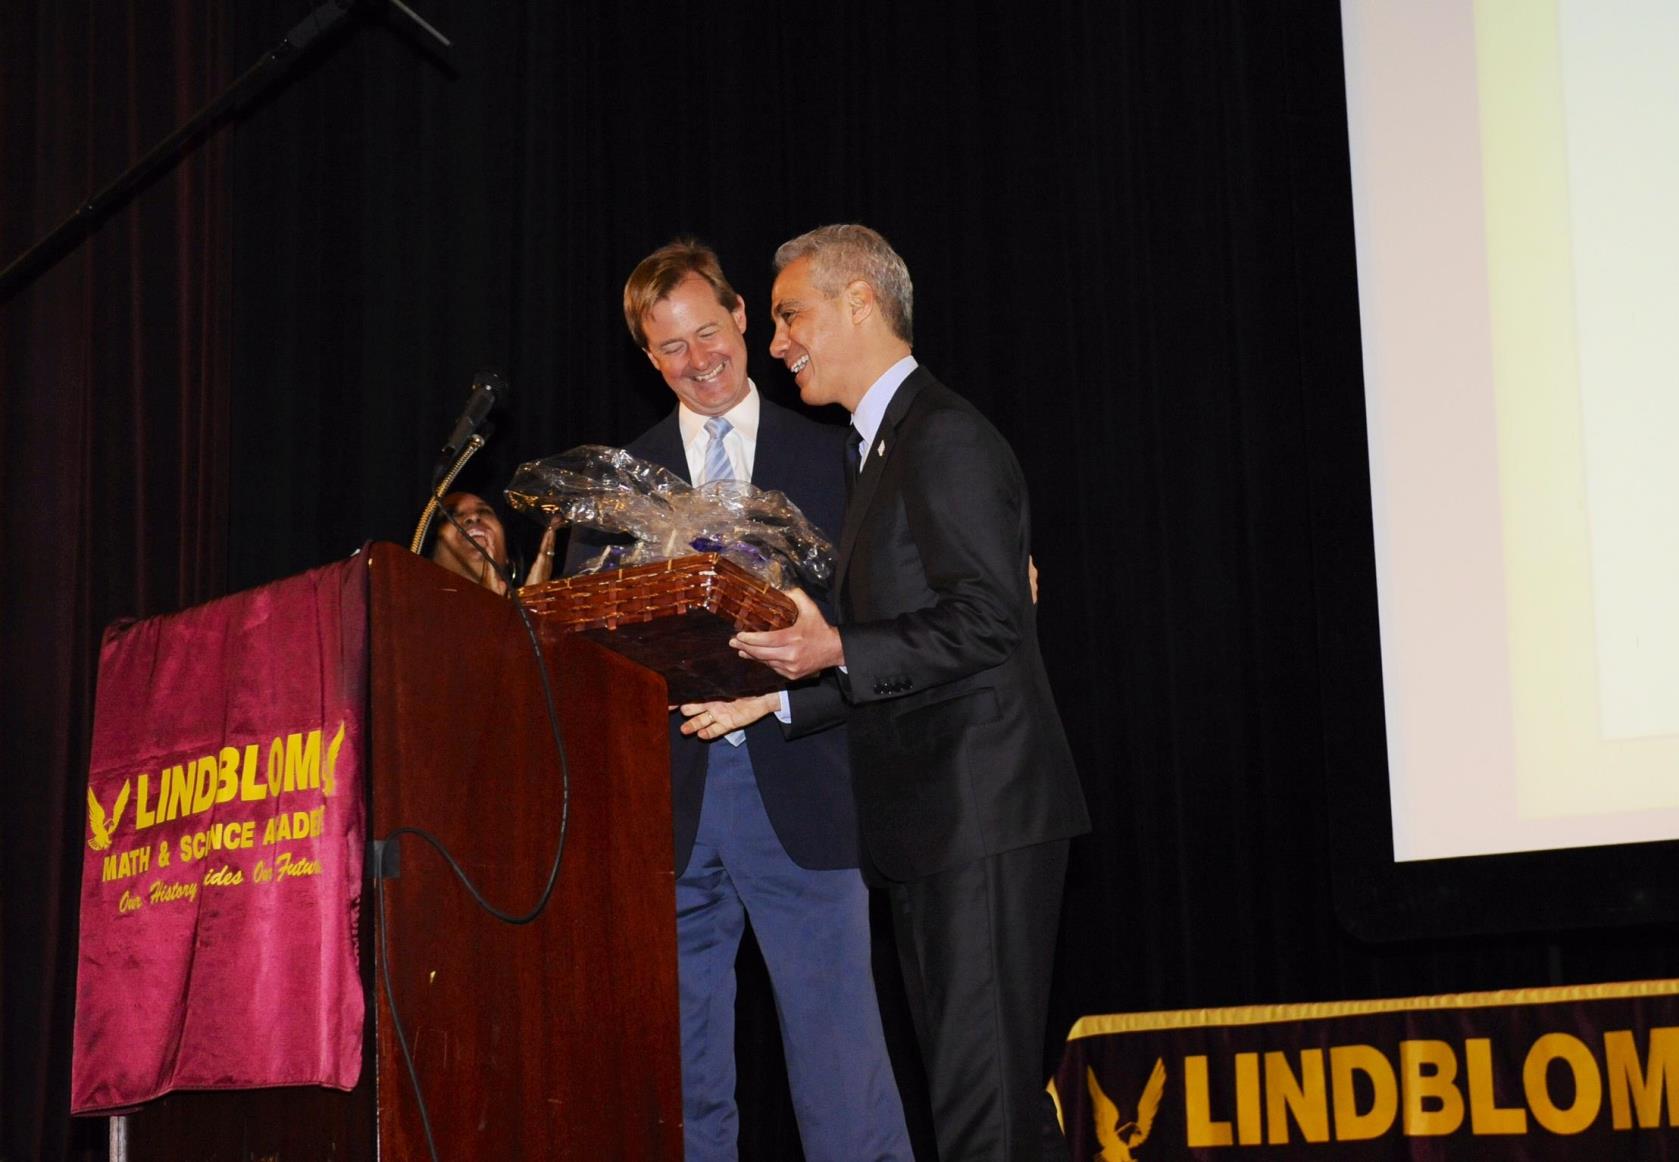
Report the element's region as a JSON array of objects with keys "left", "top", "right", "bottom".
[
  {"left": 1051, "top": 979, "right": 1679, "bottom": 1160},
  {"left": 71, "top": 557, "right": 368, "bottom": 1114}
]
